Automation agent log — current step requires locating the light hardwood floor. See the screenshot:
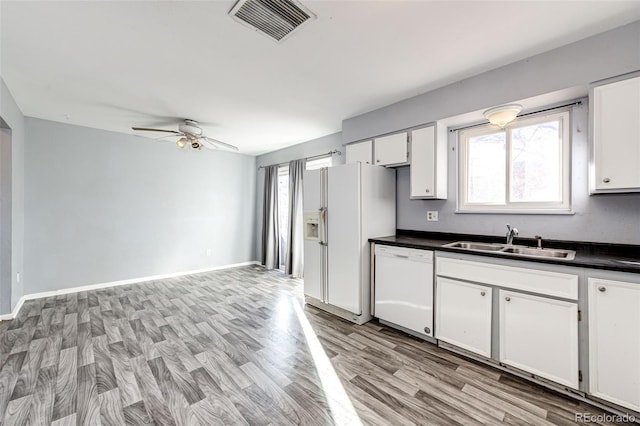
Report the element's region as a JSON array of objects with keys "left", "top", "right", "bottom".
[{"left": 0, "top": 265, "right": 623, "bottom": 425}]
